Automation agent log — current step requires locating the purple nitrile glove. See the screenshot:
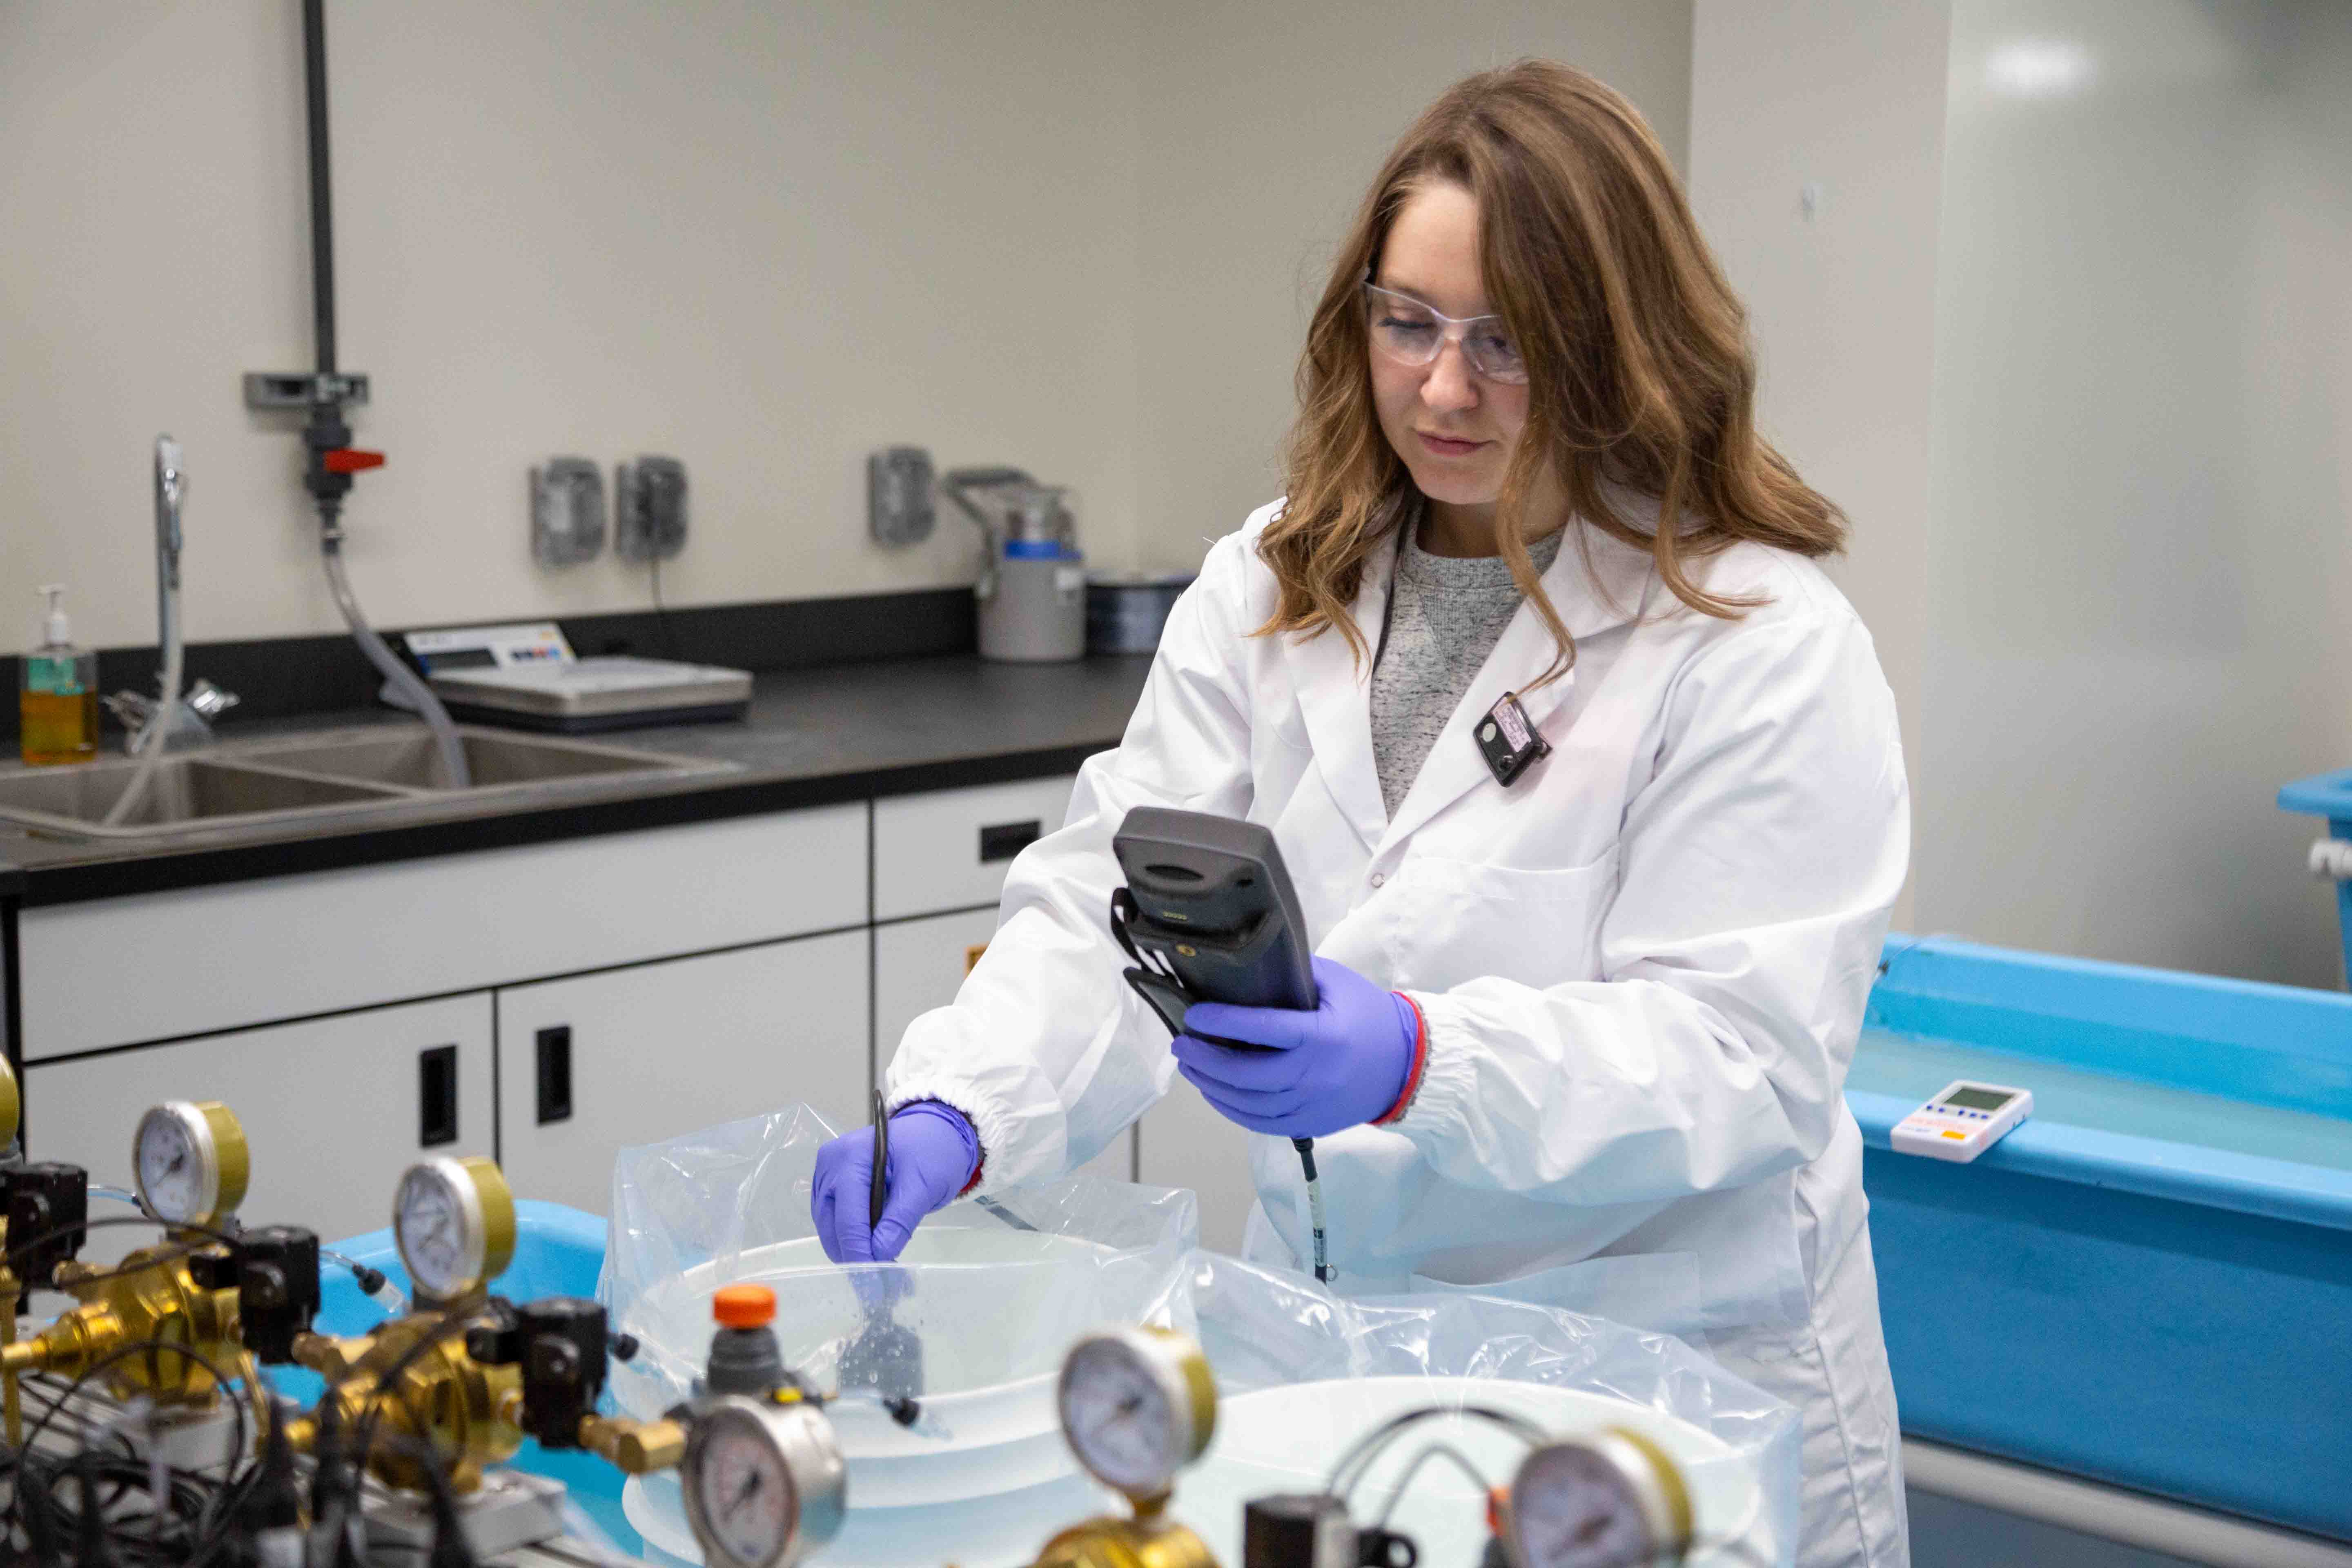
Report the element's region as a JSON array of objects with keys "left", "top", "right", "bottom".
[
  {"left": 1173, "top": 956, "right": 1419, "bottom": 1139},
  {"left": 811, "top": 1100, "right": 980, "bottom": 1264}
]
